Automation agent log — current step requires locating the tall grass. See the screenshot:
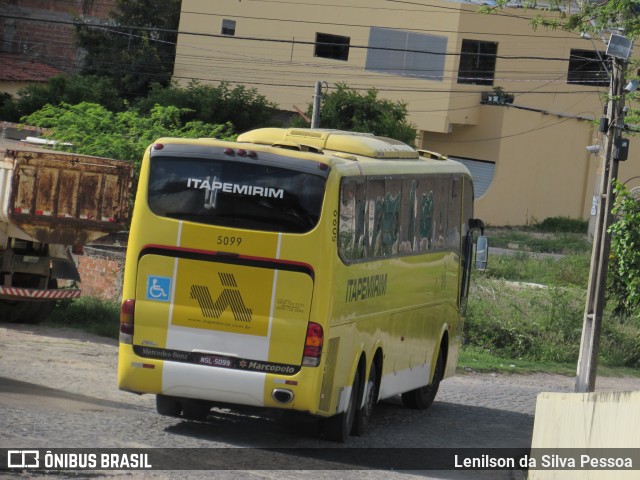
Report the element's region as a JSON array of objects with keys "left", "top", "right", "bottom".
[
  {"left": 483, "top": 252, "right": 590, "bottom": 288},
  {"left": 48, "top": 297, "right": 119, "bottom": 339},
  {"left": 466, "top": 250, "right": 640, "bottom": 368}
]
